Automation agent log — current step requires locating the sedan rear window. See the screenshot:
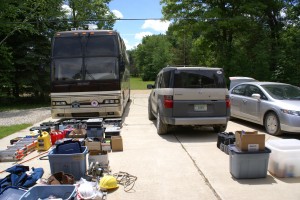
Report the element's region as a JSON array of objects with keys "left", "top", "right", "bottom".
[{"left": 173, "top": 70, "right": 226, "bottom": 88}]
